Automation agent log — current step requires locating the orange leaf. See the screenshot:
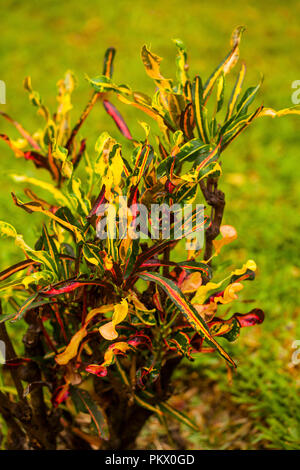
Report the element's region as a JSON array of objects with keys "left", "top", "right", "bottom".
[
  {"left": 99, "top": 321, "right": 118, "bottom": 340},
  {"left": 181, "top": 272, "right": 203, "bottom": 294},
  {"left": 213, "top": 225, "right": 237, "bottom": 254}
]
